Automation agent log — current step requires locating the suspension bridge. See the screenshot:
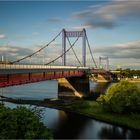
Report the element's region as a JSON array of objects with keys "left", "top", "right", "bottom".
[{"left": 0, "top": 29, "right": 115, "bottom": 97}]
